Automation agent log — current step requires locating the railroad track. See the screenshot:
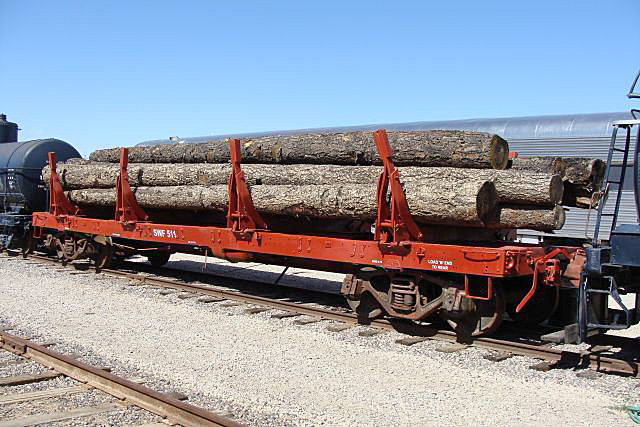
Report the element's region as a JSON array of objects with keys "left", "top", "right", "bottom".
[
  {"left": 5, "top": 251, "right": 640, "bottom": 378},
  {"left": 0, "top": 331, "right": 242, "bottom": 427}
]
